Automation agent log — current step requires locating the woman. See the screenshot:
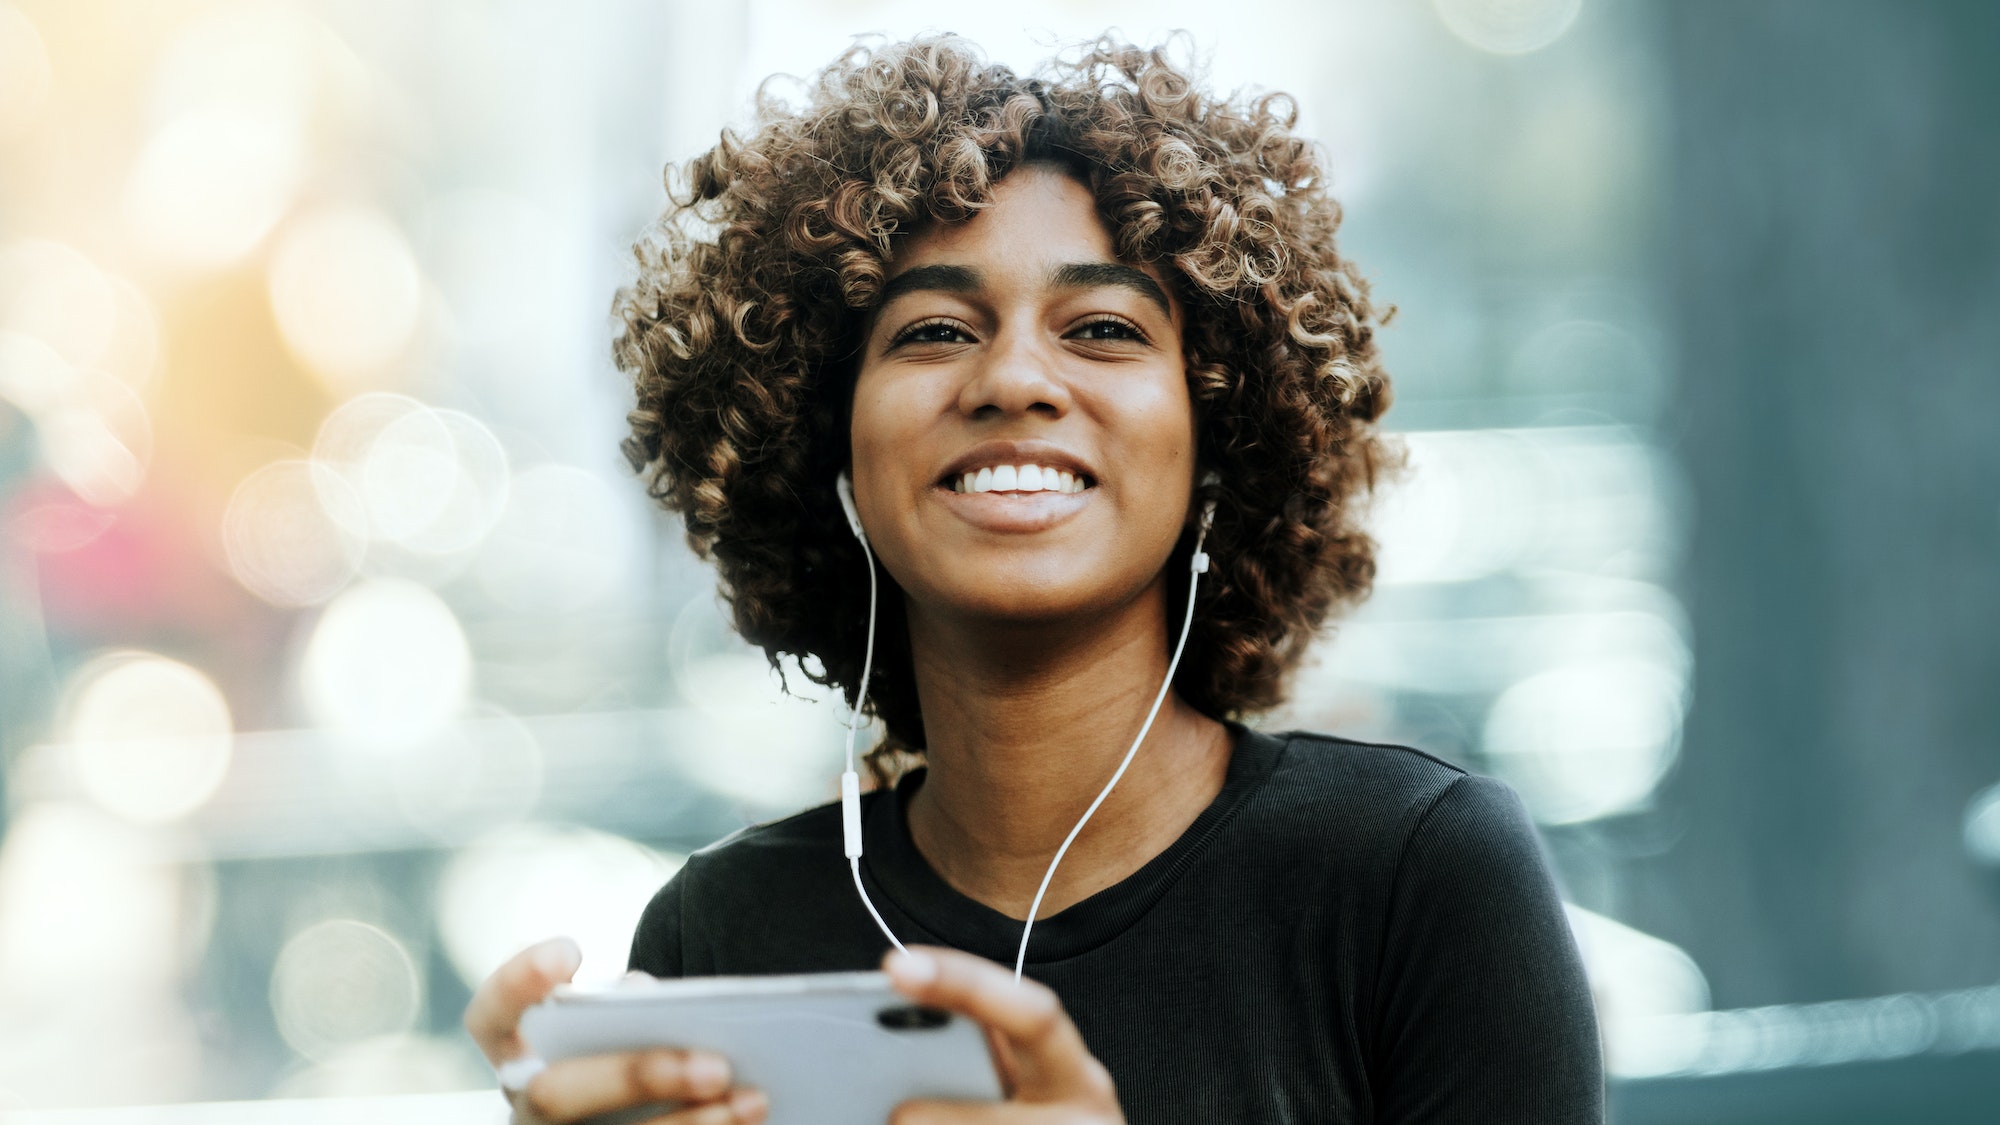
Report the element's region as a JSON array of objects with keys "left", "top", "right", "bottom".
[{"left": 467, "top": 35, "right": 1603, "bottom": 1124}]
